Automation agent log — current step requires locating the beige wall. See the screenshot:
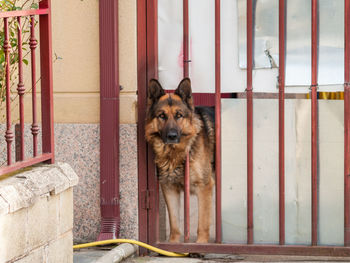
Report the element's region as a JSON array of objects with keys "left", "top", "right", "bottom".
[
  {"left": 0, "top": 0, "right": 137, "bottom": 125},
  {"left": 52, "top": 0, "right": 137, "bottom": 124}
]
